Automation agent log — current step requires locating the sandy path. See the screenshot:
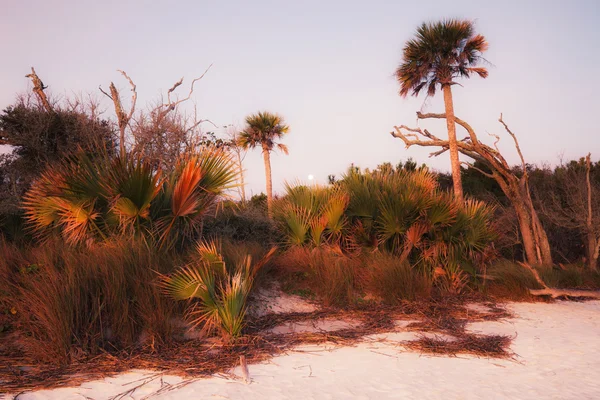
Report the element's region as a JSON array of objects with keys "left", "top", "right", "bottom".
[{"left": 6, "top": 301, "right": 600, "bottom": 400}]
